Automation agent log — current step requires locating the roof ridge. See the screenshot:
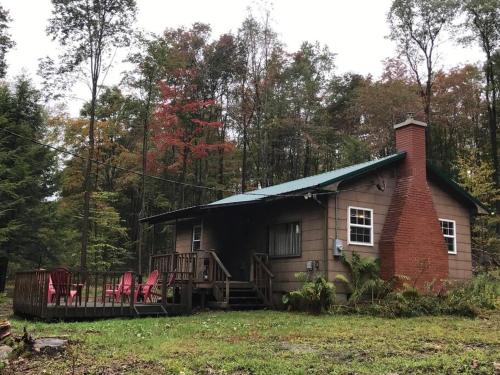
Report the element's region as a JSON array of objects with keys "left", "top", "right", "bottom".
[
  {"left": 243, "top": 152, "right": 405, "bottom": 194},
  {"left": 208, "top": 152, "right": 406, "bottom": 206}
]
